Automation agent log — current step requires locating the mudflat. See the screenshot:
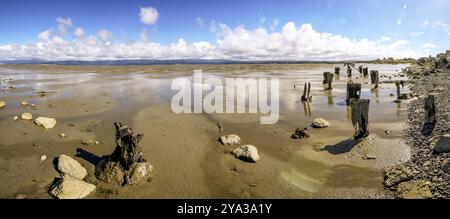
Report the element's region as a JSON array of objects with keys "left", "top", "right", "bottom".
[{"left": 0, "top": 63, "right": 411, "bottom": 198}]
